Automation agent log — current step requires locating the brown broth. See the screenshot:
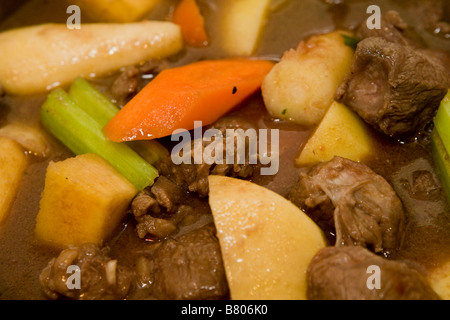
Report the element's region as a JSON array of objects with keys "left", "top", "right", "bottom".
[{"left": 0, "top": 0, "right": 449, "bottom": 300}]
